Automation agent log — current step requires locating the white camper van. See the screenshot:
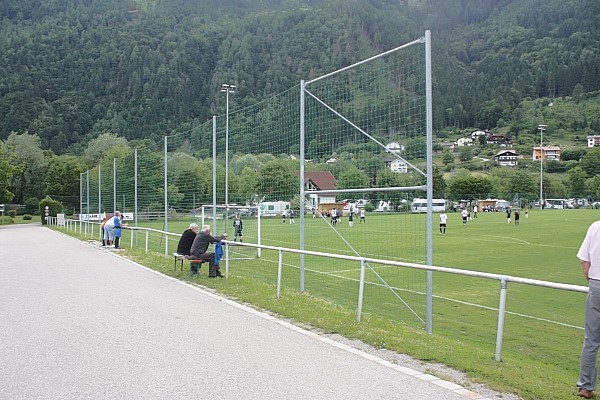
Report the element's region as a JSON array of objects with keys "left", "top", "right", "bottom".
[
  {"left": 259, "top": 201, "right": 290, "bottom": 217},
  {"left": 411, "top": 198, "right": 446, "bottom": 213}
]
